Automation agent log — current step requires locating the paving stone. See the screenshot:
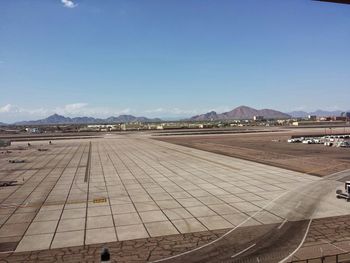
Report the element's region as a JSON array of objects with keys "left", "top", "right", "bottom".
[
  {"left": 172, "top": 218, "right": 207, "bottom": 233},
  {"left": 51, "top": 230, "right": 84, "bottom": 248},
  {"left": 155, "top": 200, "right": 182, "bottom": 209},
  {"left": 139, "top": 210, "right": 168, "bottom": 223},
  {"left": 186, "top": 206, "right": 217, "bottom": 217},
  {"left": 116, "top": 224, "right": 149, "bottom": 241},
  {"left": 16, "top": 234, "right": 54, "bottom": 252},
  {"left": 34, "top": 210, "right": 62, "bottom": 222},
  {"left": 6, "top": 213, "right": 36, "bottom": 224},
  {"left": 145, "top": 221, "right": 179, "bottom": 237},
  {"left": 208, "top": 204, "right": 241, "bottom": 215},
  {"left": 26, "top": 221, "right": 58, "bottom": 235},
  {"left": 197, "top": 216, "right": 233, "bottom": 230},
  {"left": 114, "top": 213, "right": 142, "bottom": 226},
  {"left": 177, "top": 198, "right": 203, "bottom": 207},
  {"left": 134, "top": 201, "right": 159, "bottom": 212},
  {"left": 163, "top": 208, "right": 193, "bottom": 220},
  {"left": 61, "top": 208, "right": 86, "bottom": 219},
  {"left": 111, "top": 204, "right": 136, "bottom": 214},
  {"left": 0, "top": 224, "right": 28, "bottom": 237},
  {"left": 57, "top": 218, "right": 85, "bottom": 232},
  {"left": 86, "top": 215, "right": 113, "bottom": 229},
  {"left": 87, "top": 206, "right": 111, "bottom": 217},
  {"left": 85, "top": 227, "right": 117, "bottom": 245}
]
